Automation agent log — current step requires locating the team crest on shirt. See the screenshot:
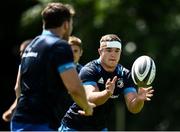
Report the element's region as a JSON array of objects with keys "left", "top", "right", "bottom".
[{"left": 117, "top": 78, "right": 124, "bottom": 88}]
